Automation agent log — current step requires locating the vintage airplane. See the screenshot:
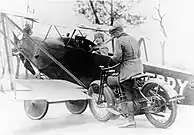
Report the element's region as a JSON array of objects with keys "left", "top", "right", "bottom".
[{"left": 0, "top": 11, "right": 193, "bottom": 128}]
